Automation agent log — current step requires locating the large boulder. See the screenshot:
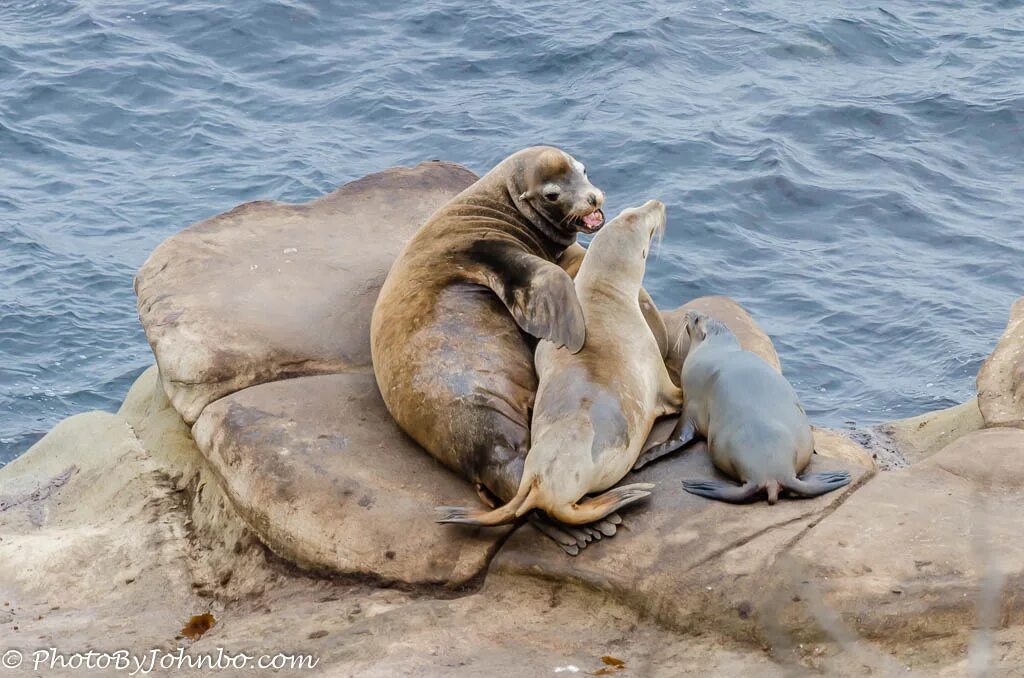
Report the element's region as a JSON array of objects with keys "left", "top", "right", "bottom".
[
  {"left": 977, "top": 297, "right": 1024, "bottom": 429},
  {"left": 136, "top": 161, "right": 477, "bottom": 423},
  {"left": 9, "top": 362, "right": 1024, "bottom": 675},
  {"left": 192, "top": 373, "right": 510, "bottom": 586}
]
